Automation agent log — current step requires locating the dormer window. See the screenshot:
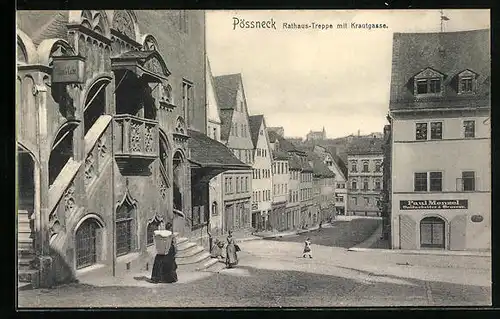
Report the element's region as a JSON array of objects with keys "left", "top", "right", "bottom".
[
  {"left": 457, "top": 69, "right": 478, "bottom": 94},
  {"left": 414, "top": 68, "right": 445, "bottom": 96}
]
